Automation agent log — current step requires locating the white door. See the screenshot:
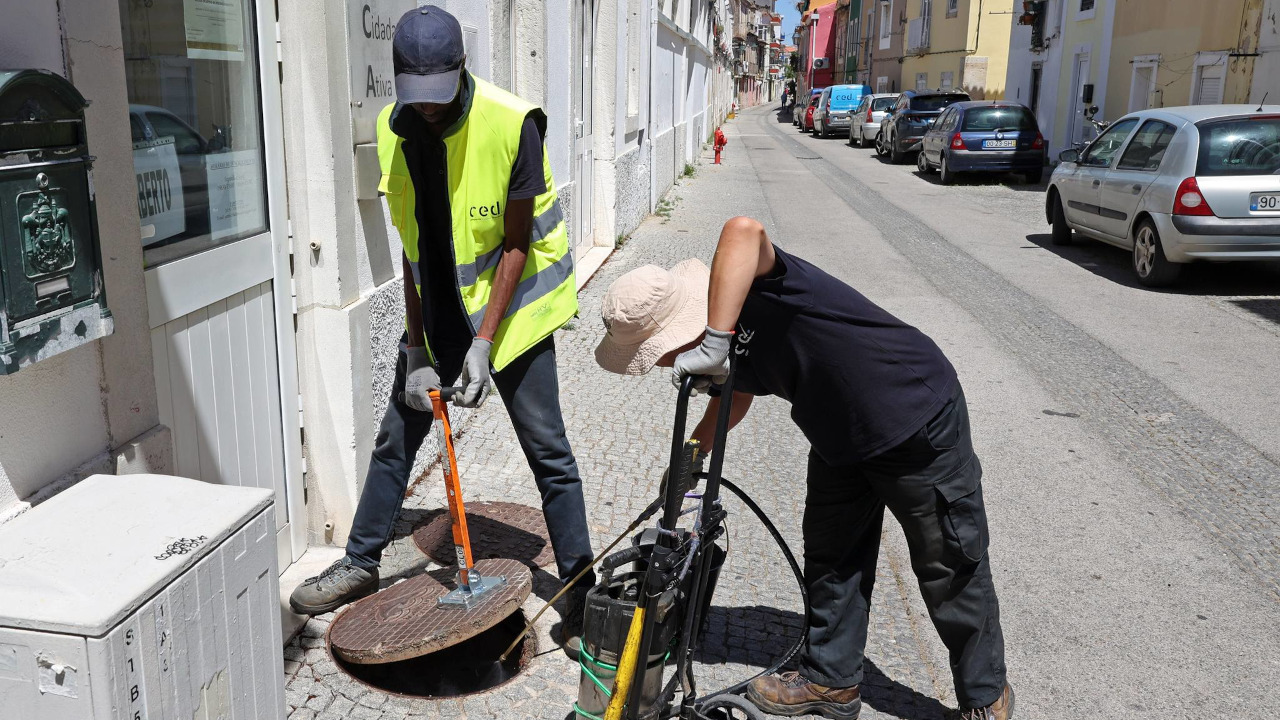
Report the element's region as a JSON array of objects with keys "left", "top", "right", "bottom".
[
  {"left": 121, "top": 0, "right": 304, "bottom": 570},
  {"left": 573, "top": 0, "right": 596, "bottom": 255},
  {"left": 1067, "top": 53, "right": 1091, "bottom": 147}
]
